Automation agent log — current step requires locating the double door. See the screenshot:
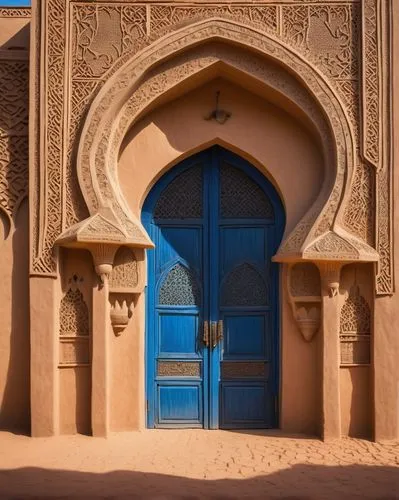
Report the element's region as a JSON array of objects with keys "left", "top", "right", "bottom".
[{"left": 143, "top": 146, "right": 284, "bottom": 428}]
